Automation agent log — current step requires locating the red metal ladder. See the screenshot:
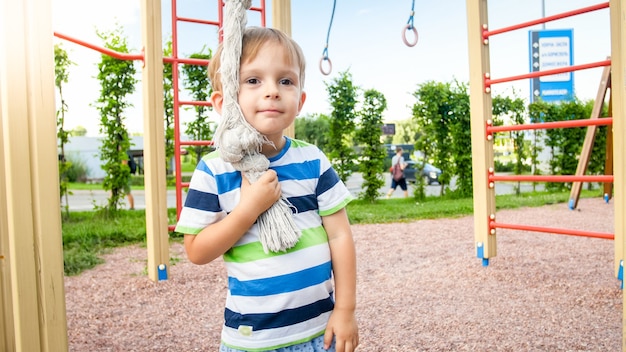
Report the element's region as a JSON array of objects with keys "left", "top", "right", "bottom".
[{"left": 168, "top": 0, "right": 267, "bottom": 229}]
